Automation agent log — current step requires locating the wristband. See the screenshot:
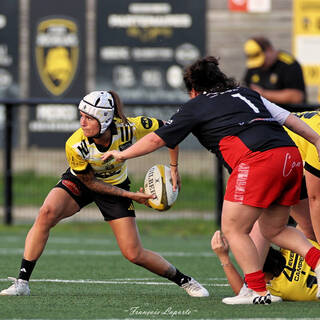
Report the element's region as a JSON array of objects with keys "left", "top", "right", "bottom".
[
  {"left": 170, "top": 163, "right": 178, "bottom": 167},
  {"left": 221, "top": 263, "right": 231, "bottom": 267}
]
